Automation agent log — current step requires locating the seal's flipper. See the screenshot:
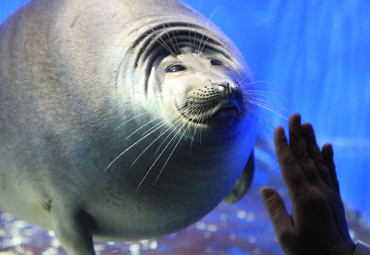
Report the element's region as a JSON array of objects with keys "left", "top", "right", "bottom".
[
  {"left": 51, "top": 202, "right": 95, "bottom": 255},
  {"left": 224, "top": 150, "right": 255, "bottom": 204}
]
